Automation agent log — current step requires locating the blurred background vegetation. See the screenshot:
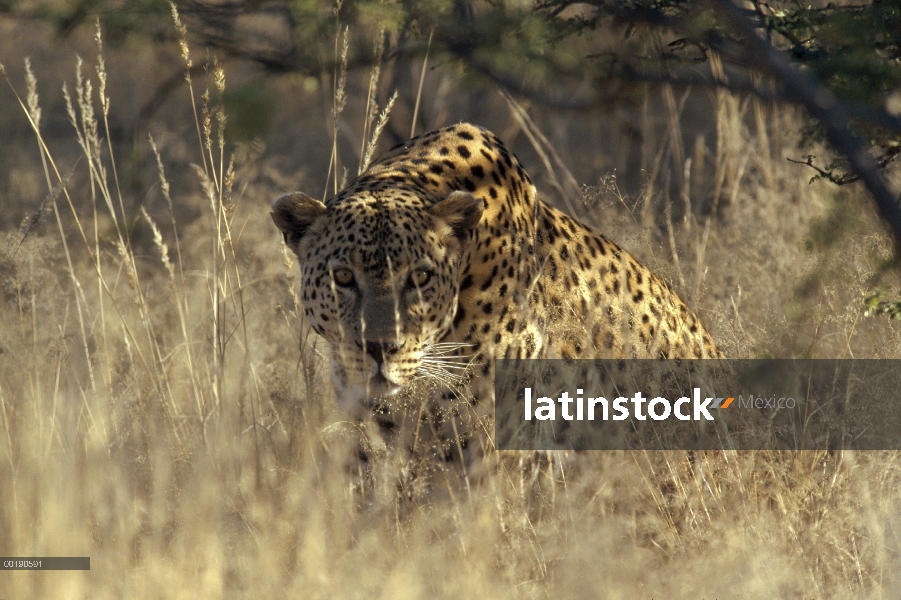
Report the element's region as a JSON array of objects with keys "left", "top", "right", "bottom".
[
  {"left": 2, "top": 1, "right": 901, "bottom": 597},
  {"left": 2, "top": 0, "right": 899, "bottom": 206}
]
